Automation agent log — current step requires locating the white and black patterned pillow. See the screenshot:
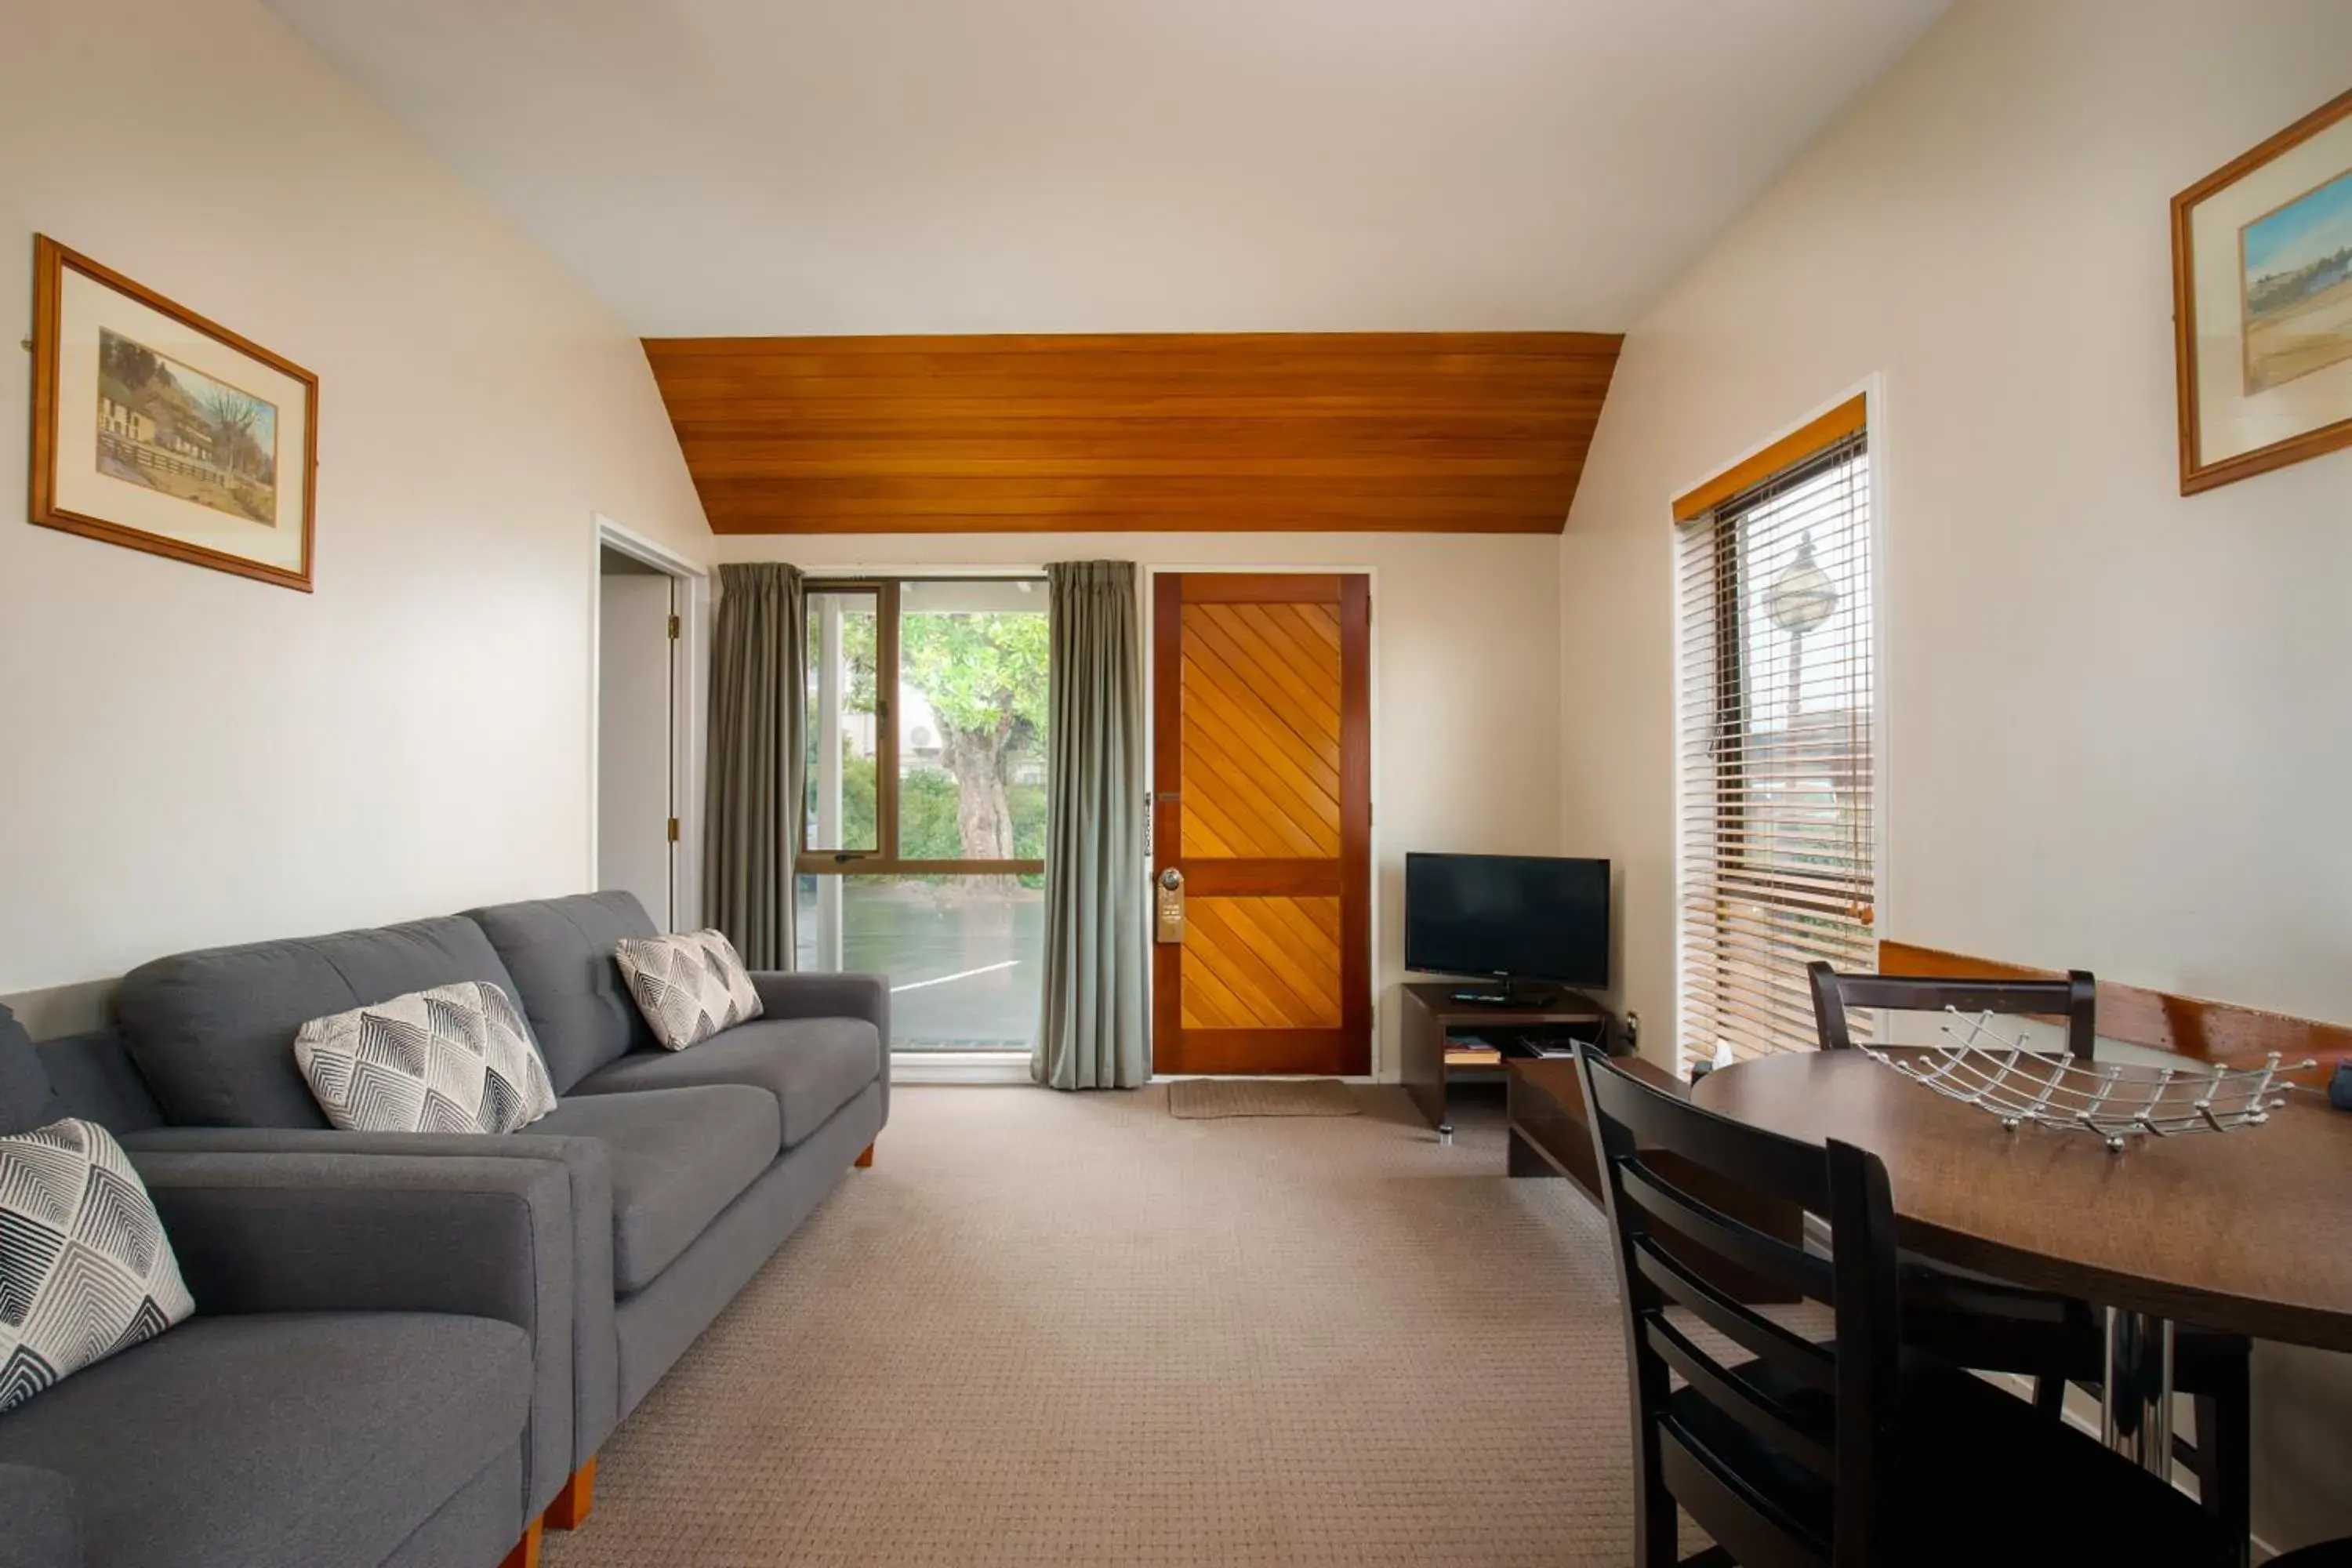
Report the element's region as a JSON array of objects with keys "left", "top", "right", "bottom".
[
  {"left": 0, "top": 1118, "right": 194, "bottom": 1414},
  {"left": 613, "top": 931, "right": 764, "bottom": 1051},
  {"left": 293, "top": 982, "right": 557, "bottom": 1134}
]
